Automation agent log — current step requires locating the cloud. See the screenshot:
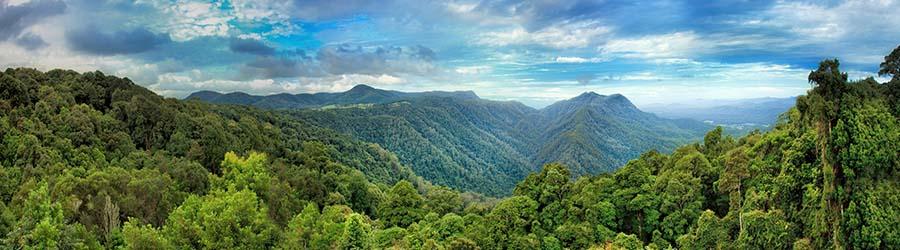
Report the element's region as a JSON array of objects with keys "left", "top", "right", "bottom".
[
  {"left": 238, "top": 56, "right": 321, "bottom": 80},
  {"left": 477, "top": 20, "right": 611, "bottom": 49},
  {"left": 0, "top": 0, "right": 65, "bottom": 48},
  {"left": 455, "top": 65, "right": 492, "bottom": 75},
  {"left": 229, "top": 38, "right": 275, "bottom": 55},
  {"left": 316, "top": 44, "right": 437, "bottom": 76},
  {"left": 736, "top": 1, "right": 900, "bottom": 64},
  {"left": 160, "top": 1, "right": 232, "bottom": 41},
  {"left": 66, "top": 26, "right": 171, "bottom": 55},
  {"left": 14, "top": 32, "right": 46, "bottom": 50},
  {"left": 599, "top": 32, "right": 709, "bottom": 59},
  {"left": 554, "top": 56, "right": 607, "bottom": 63},
  {"left": 467, "top": 0, "right": 610, "bottom": 31}
]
